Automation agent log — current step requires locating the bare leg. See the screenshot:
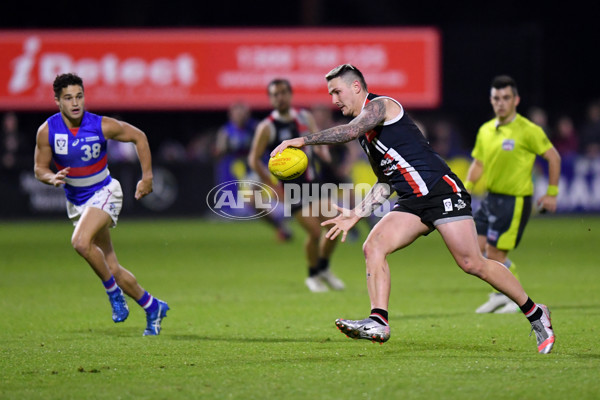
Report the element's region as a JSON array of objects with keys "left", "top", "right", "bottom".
[
  {"left": 436, "top": 218, "right": 527, "bottom": 305},
  {"left": 477, "top": 234, "right": 487, "bottom": 254},
  {"left": 94, "top": 227, "right": 145, "bottom": 301},
  {"left": 318, "top": 199, "right": 339, "bottom": 260},
  {"left": 362, "top": 212, "right": 430, "bottom": 310},
  {"left": 294, "top": 212, "right": 322, "bottom": 267},
  {"left": 71, "top": 207, "right": 114, "bottom": 282}
]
